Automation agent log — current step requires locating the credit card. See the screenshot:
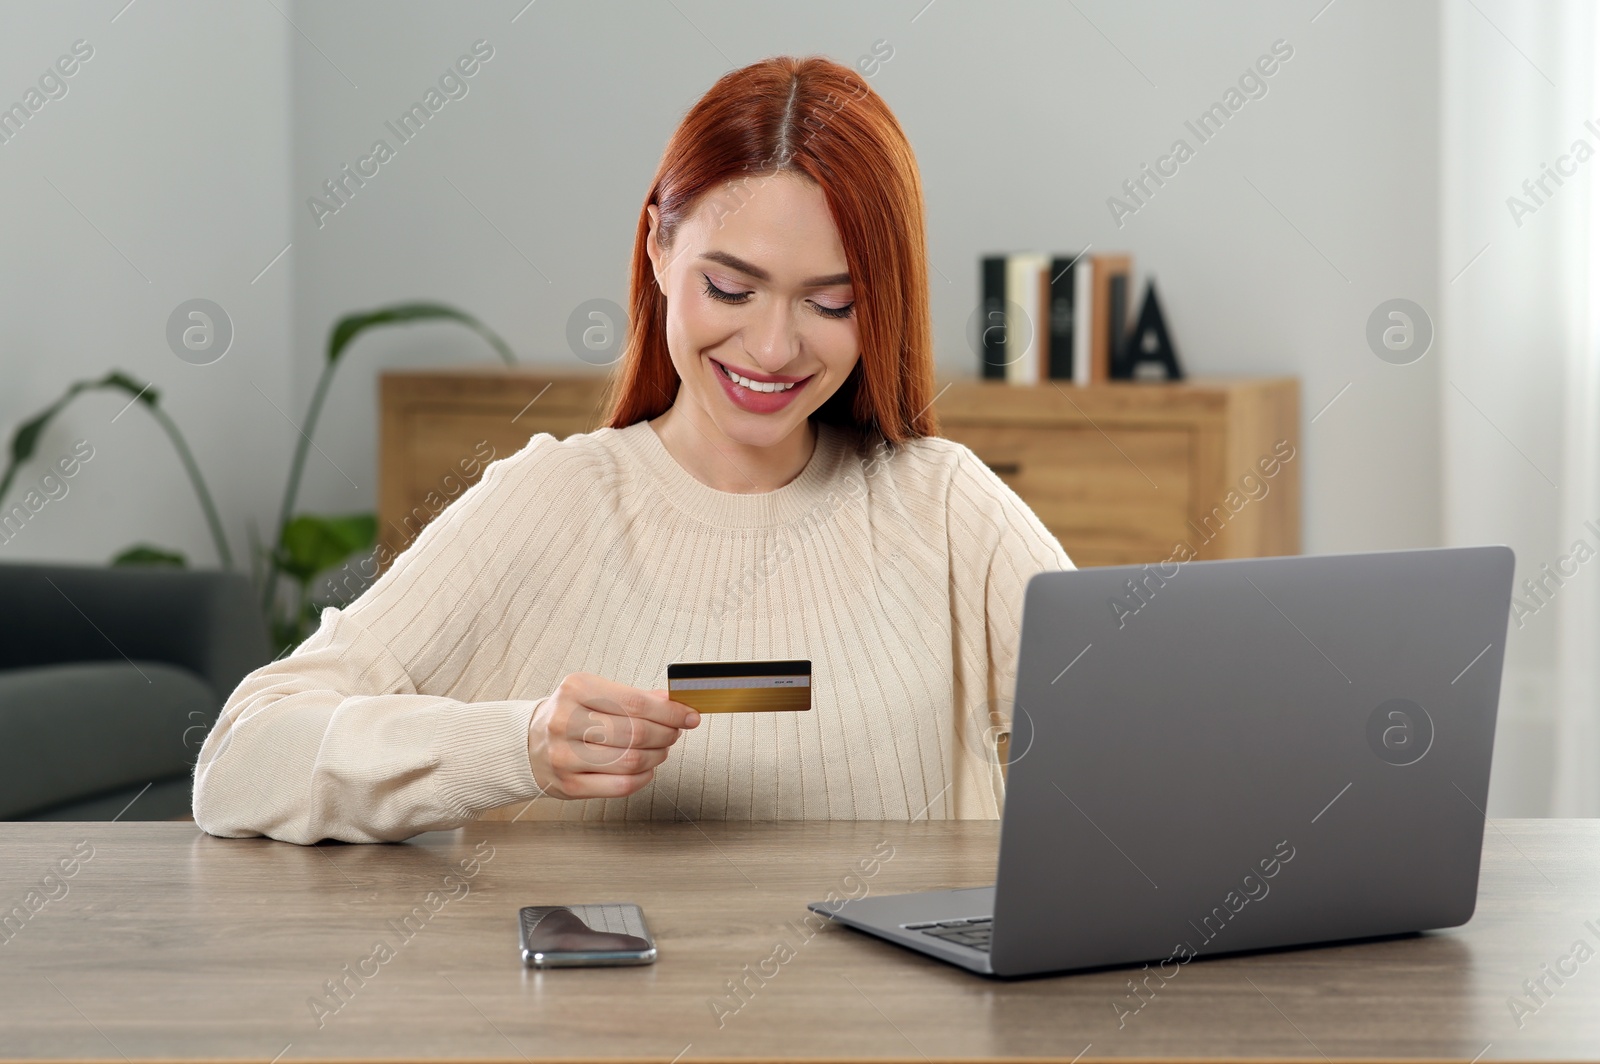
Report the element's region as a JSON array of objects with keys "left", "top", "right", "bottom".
[{"left": 667, "top": 660, "right": 811, "bottom": 713}]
